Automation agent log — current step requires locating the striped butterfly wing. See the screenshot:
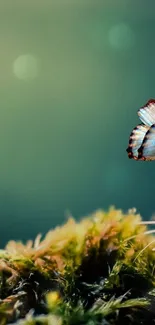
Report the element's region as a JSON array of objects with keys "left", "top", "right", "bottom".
[
  {"left": 126, "top": 124, "right": 149, "bottom": 159},
  {"left": 138, "top": 99, "right": 155, "bottom": 126},
  {"left": 138, "top": 124, "right": 155, "bottom": 160}
]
